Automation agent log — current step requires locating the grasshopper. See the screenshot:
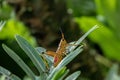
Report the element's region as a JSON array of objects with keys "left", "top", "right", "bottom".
[{"left": 46, "top": 32, "right": 70, "bottom": 67}]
